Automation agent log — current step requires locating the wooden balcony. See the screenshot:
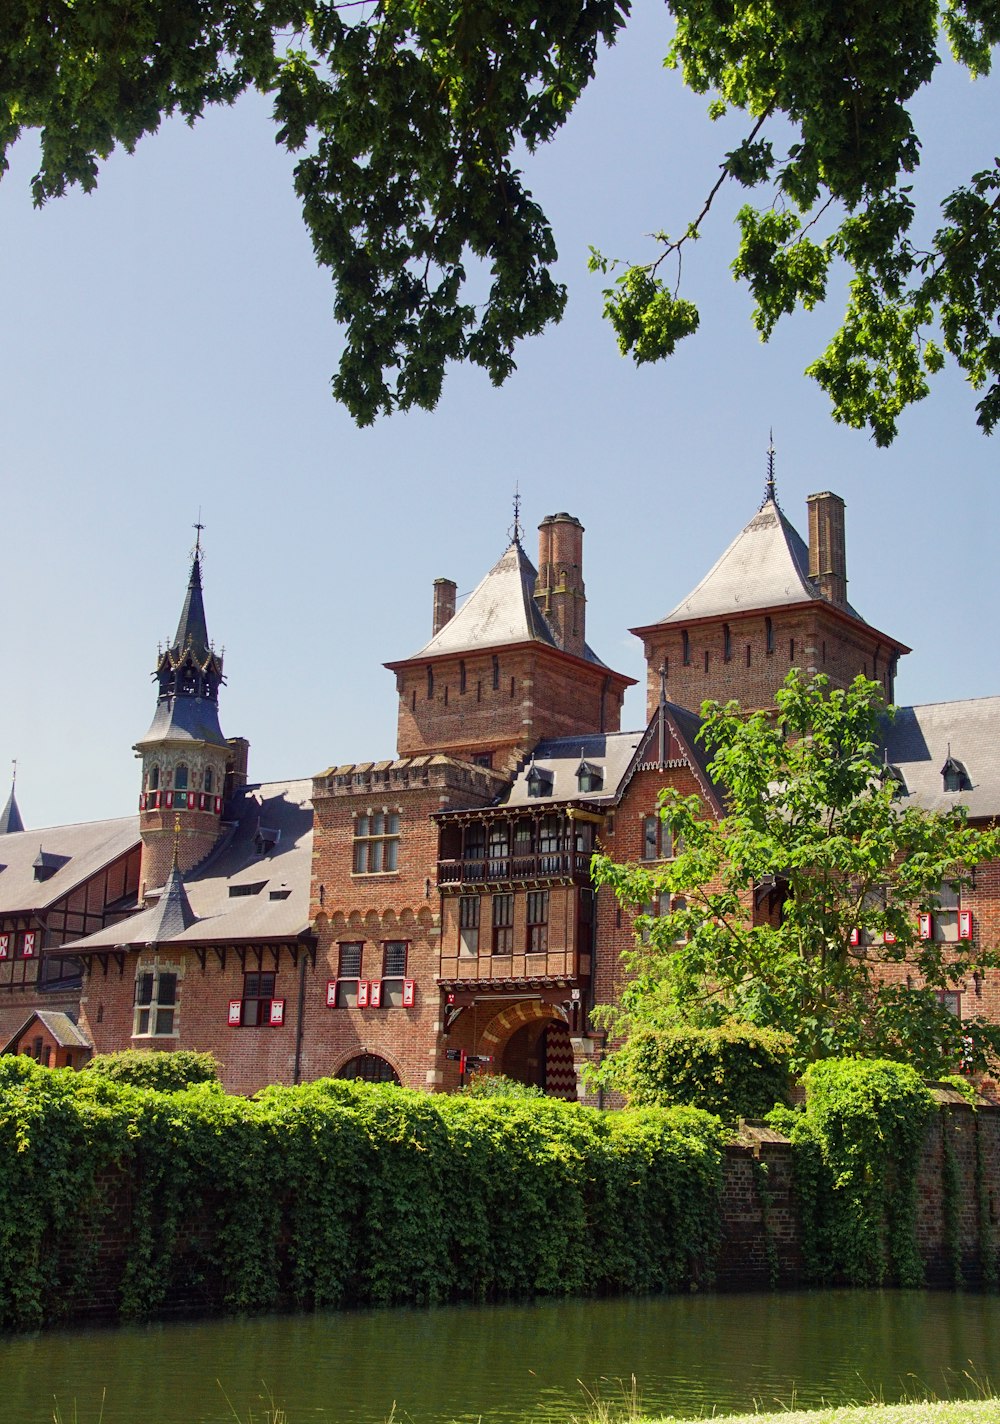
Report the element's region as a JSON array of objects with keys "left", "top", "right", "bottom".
[{"left": 438, "top": 851, "right": 592, "bottom": 887}]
